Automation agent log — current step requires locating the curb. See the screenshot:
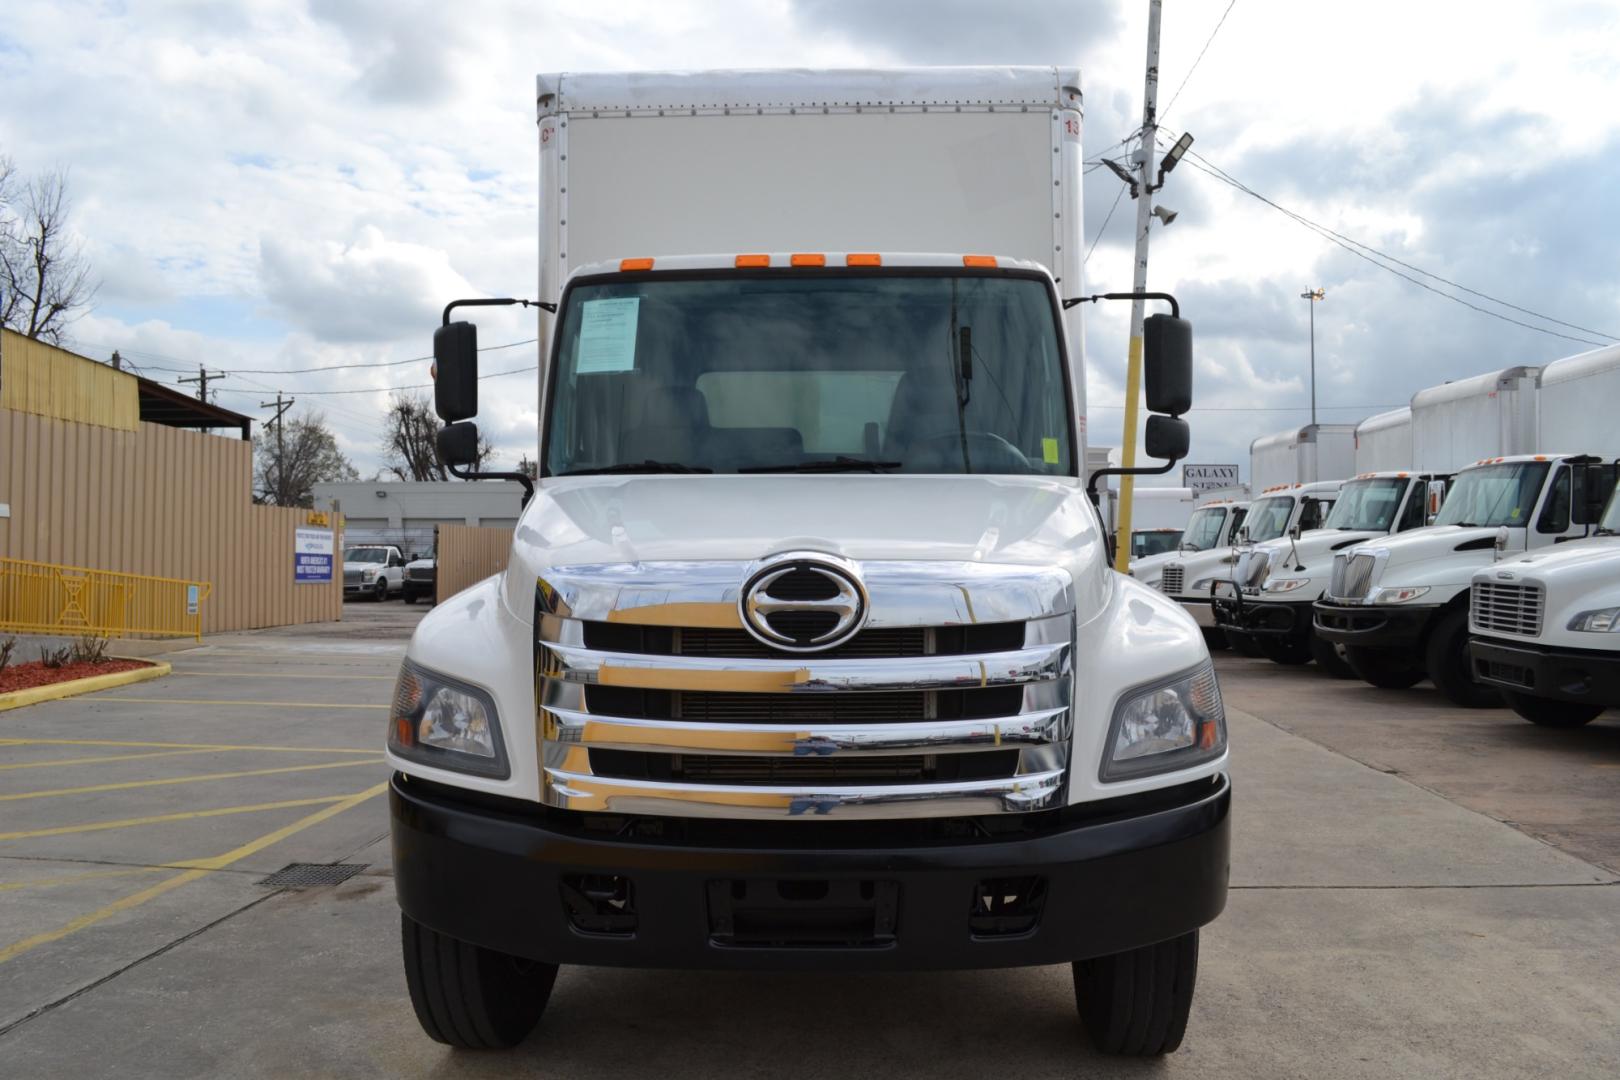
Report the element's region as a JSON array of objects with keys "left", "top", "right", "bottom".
[{"left": 0, "top": 659, "right": 173, "bottom": 713}]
